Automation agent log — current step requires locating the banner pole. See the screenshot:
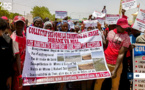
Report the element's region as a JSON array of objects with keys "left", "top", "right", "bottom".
[{"left": 119, "top": 0, "right": 123, "bottom": 15}]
